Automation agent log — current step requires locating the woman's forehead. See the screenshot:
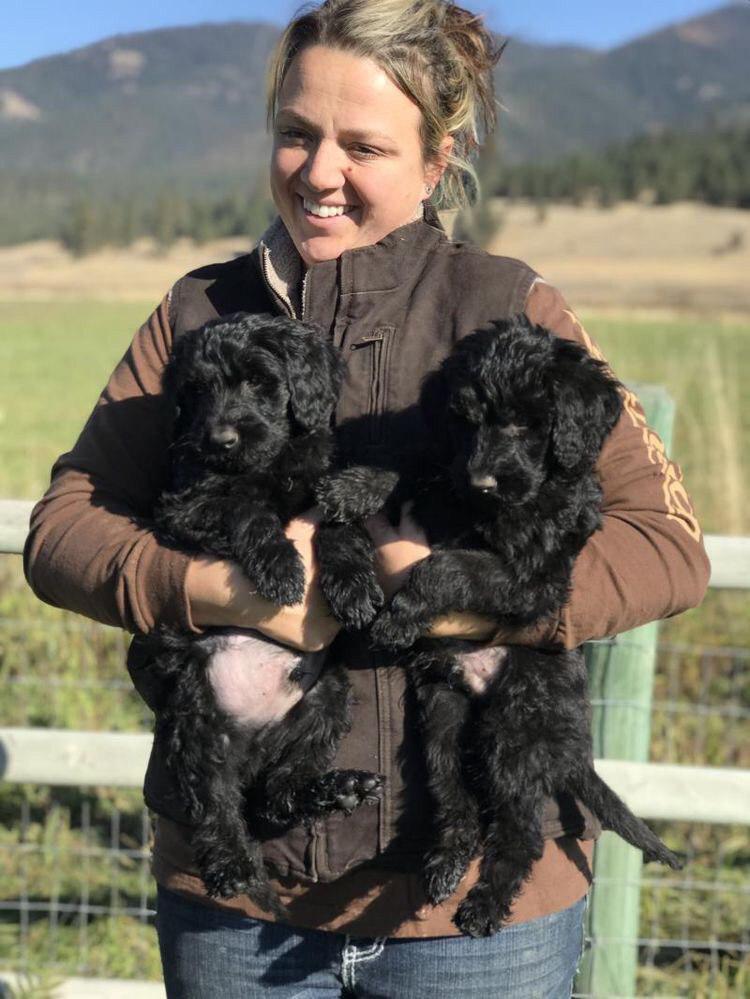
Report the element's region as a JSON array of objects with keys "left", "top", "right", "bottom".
[{"left": 277, "top": 44, "right": 422, "bottom": 137}]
